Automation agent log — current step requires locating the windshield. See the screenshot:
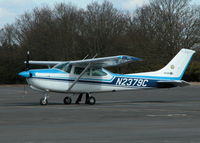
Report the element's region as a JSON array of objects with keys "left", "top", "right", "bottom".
[{"left": 53, "top": 63, "right": 72, "bottom": 73}]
